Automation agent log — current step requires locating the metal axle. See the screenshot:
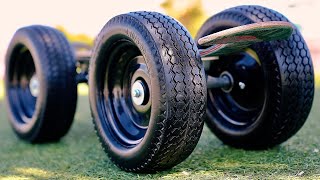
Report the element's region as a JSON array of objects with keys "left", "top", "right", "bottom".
[{"left": 207, "top": 74, "right": 233, "bottom": 90}]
